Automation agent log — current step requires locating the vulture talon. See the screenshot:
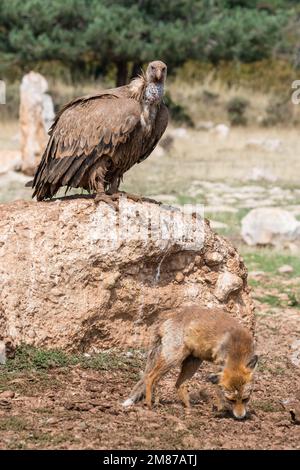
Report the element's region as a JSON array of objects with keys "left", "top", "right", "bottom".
[
  {"left": 111, "top": 191, "right": 142, "bottom": 204},
  {"left": 94, "top": 193, "right": 119, "bottom": 210},
  {"left": 110, "top": 192, "right": 160, "bottom": 206}
]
